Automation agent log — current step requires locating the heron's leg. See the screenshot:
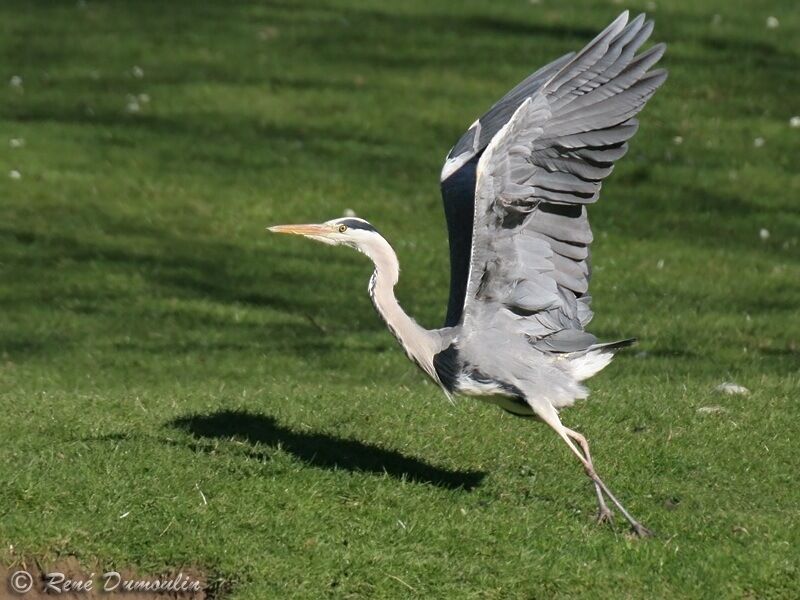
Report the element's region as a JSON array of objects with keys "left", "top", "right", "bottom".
[
  {"left": 562, "top": 432, "right": 652, "bottom": 537},
  {"left": 534, "top": 403, "right": 652, "bottom": 537},
  {"left": 564, "top": 427, "right": 613, "bottom": 524}
]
